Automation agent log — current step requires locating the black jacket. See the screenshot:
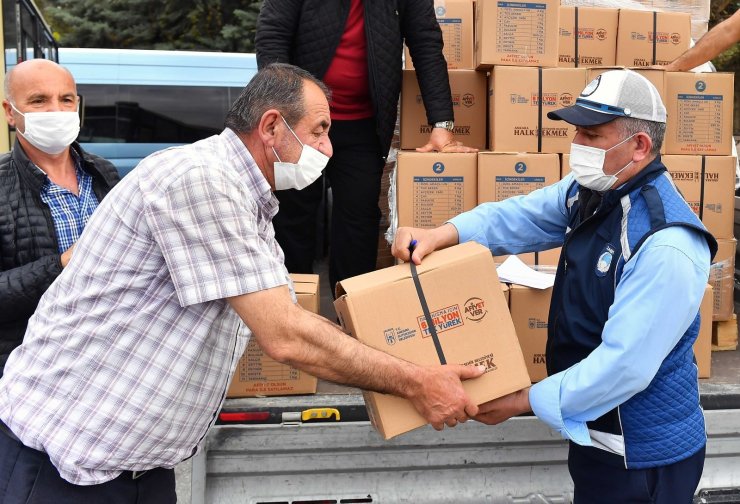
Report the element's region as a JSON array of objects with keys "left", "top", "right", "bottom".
[
  {"left": 0, "top": 141, "right": 120, "bottom": 375},
  {"left": 255, "top": 0, "right": 454, "bottom": 160}
]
